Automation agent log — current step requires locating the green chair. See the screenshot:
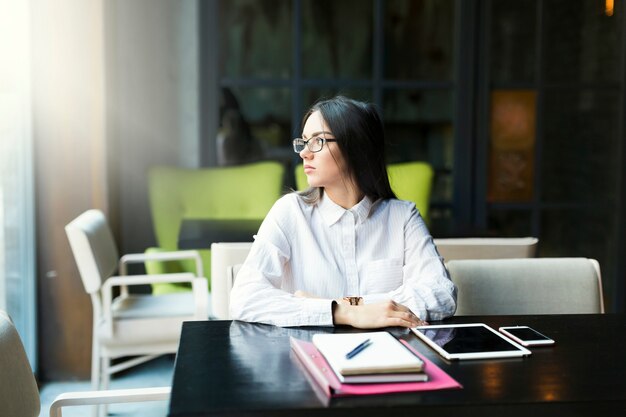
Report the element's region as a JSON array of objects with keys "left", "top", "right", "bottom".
[
  {"left": 147, "top": 161, "right": 285, "bottom": 294},
  {"left": 294, "top": 161, "right": 434, "bottom": 223},
  {"left": 387, "top": 162, "right": 434, "bottom": 223},
  {"left": 294, "top": 163, "right": 308, "bottom": 192}
]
